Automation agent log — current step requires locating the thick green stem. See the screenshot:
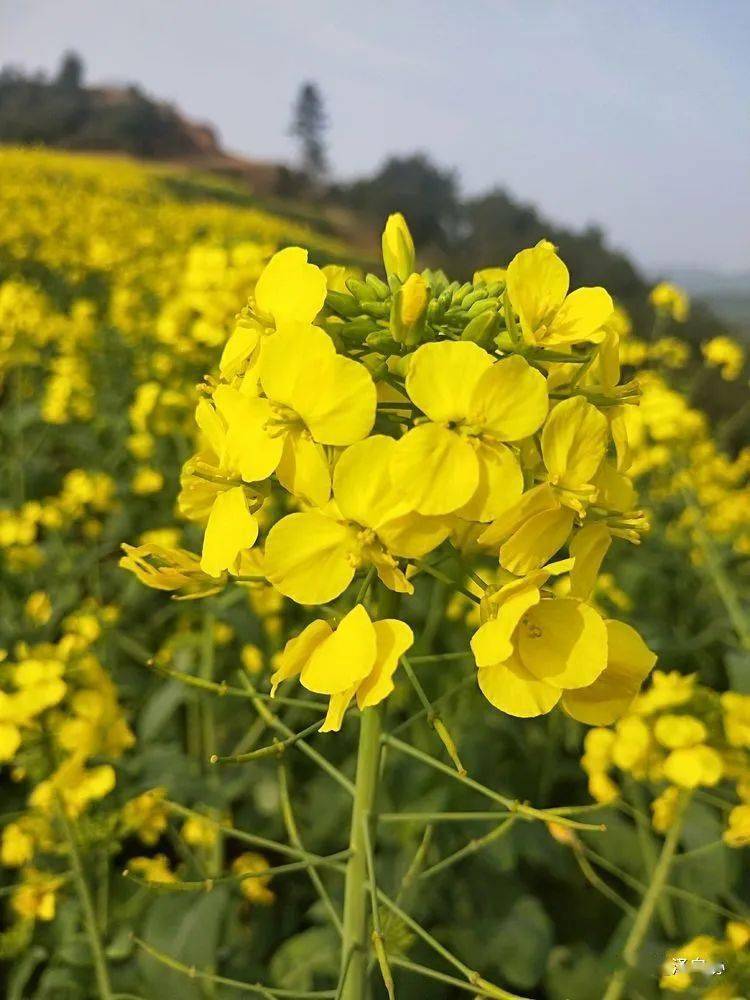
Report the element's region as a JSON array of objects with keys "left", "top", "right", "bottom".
[
  {"left": 602, "top": 794, "right": 688, "bottom": 1000},
  {"left": 58, "top": 803, "right": 113, "bottom": 999},
  {"left": 340, "top": 705, "right": 383, "bottom": 1000}
]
